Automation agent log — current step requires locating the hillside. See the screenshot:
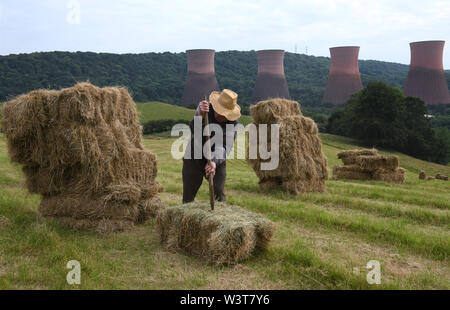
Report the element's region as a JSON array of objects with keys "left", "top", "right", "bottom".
[
  {"left": 0, "top": 132, "right": 448, "bottom": 289},
  {"left": 1, "top": 51, "right": 448, "bottom": 109},
  {"left": 136, "top": 101, "right": 252, "bottom": 126}
]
